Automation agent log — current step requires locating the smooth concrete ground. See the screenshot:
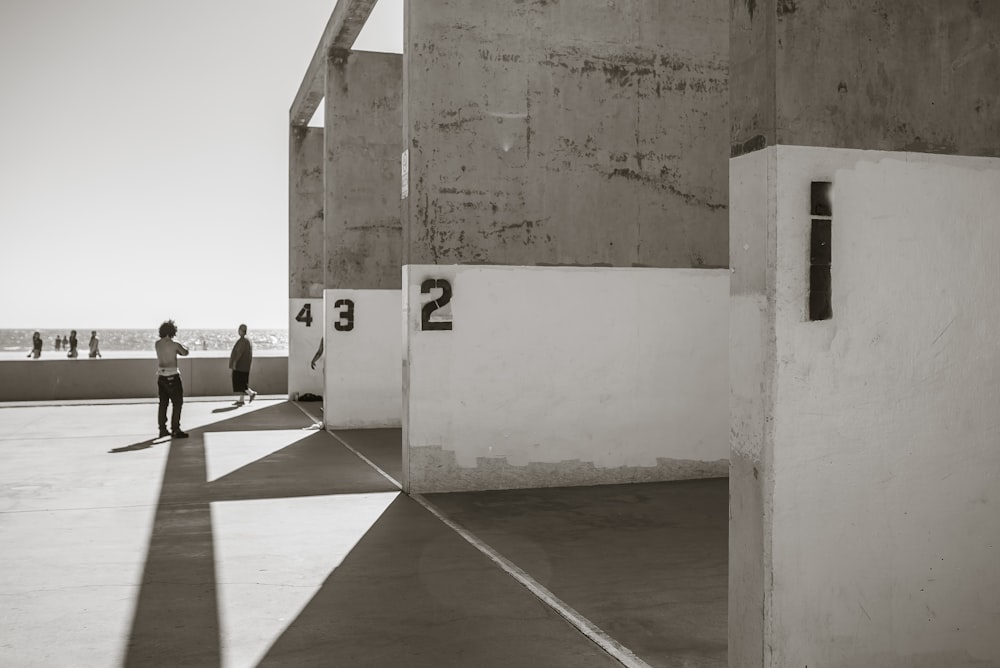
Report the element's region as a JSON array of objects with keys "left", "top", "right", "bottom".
[{"left": 0, "top": 399, "right": 726, "bottom": 667}]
